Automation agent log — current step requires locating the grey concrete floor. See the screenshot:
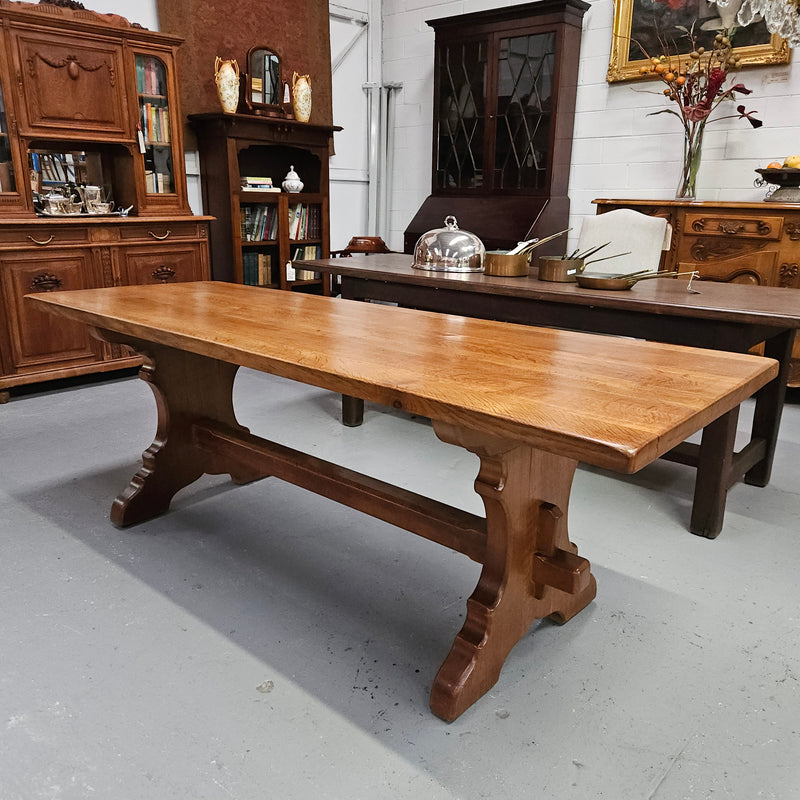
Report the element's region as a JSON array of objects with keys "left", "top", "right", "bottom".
[{"left": 1, "top": 369, "right": 799, "bottom": 800}]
